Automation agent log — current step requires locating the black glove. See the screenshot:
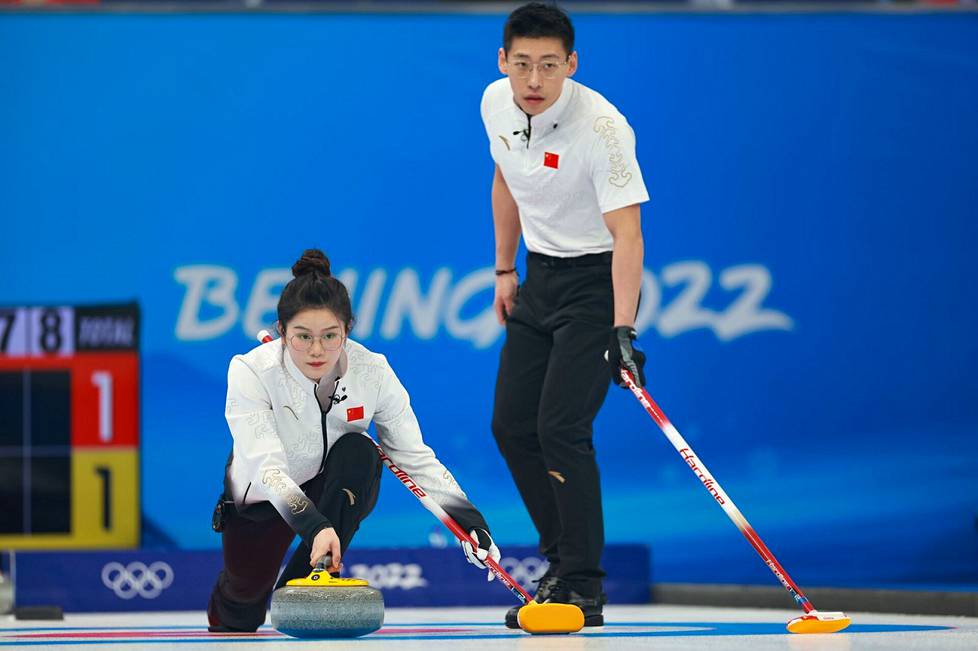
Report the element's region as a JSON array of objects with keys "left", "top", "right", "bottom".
[{"left": 609, "top": 326, "right": 646, "bottom": 388}]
